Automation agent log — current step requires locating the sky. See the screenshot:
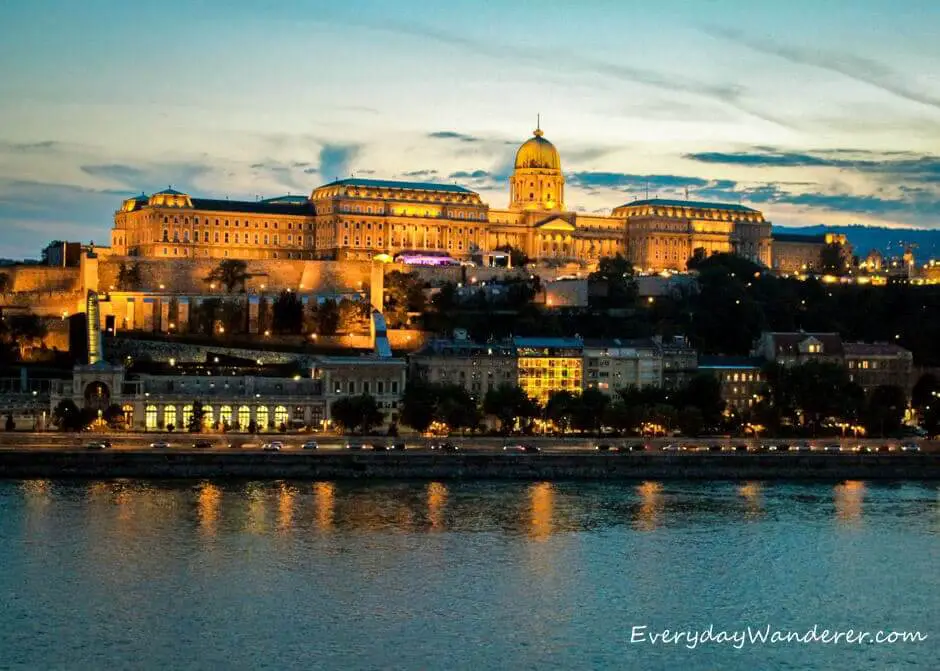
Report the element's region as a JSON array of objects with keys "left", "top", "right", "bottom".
[{"left": 1, "top": 0, "right": 940, "bottom": 258}]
